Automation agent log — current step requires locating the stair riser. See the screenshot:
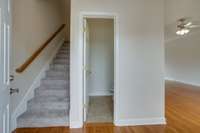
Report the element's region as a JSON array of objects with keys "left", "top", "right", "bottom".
[
  {"left": 59, "top": 50, "right": 69, "bottom": 53},
  {"left": 55, "top": 57, "right": 69, "bottom": 60},
  {"left": 53, "top": 60, "right": 70, "bottom": 64},
  {"left": 60, "top": 46, "right": 69, "bottom": 48},
  {"left": 55, "top": 58, "right": 69, "bottom": 62},
  {"left": 56, "top": 54, "right": 69, "bottom": 57},
  {"left": 29, "top": 97, "right": 69, "bottom": 103},
  {"left": 58, "top": 51, "right": 70, "bottom": 55},
  {"left": 50, "top": 64, "right": 69, "bottom": 71},
  {"left": 35, "top": 89, "right": 69, "bottom": 97},
  {"left": 42, "top": 79, "right": 69, "bottom": 83},
  {"left": 17, "top": 119, "right": 69, "bottom": 128},
  {"left": 39, "top": 86, "right": 69, "bottom": 91},
  {"left": 27, "top": 102, "right": 69, "bottom": 111},
  {"left": 45, "top": 77, "right": 69, "bottom": 81},
  {"left": 41, "top": 81, "right": 69, "bottom": 88},
  {"left": 56, "top": 55, "right": 69, "bottom": 59},
  {"left": 45, "top": 74, "right": 69, "bottom": 79},
  {"left": 46, "top": 71, "right": 68, "bottom": 78},
  {"left": 18, "top": 110, "right": 69, "bottom": 118},
  {"left": 60, "top": 46, "right": 70, "bottom": 49},
  {"left": 59, "top": 49, "right": 70, "bottom": 52},
  {"left": 55, "top": 57, "right": 70, "bottom": 61},
  {"left": 41, "top": 84, "right": 68, "bottom": 89}
]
